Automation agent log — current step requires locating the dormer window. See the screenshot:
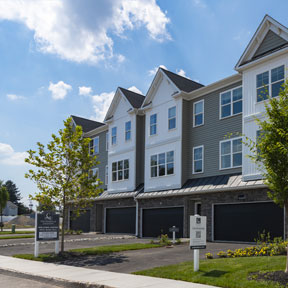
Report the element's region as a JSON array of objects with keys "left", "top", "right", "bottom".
[
  {"left": 125, "top": 121, "right": 131, "bottom": 141},
  {"left": 150, "top": 114, "right": 157, "bottom": 136},
  {"left": 111, "top": 127, "right": 117, "bottom": 145}
]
